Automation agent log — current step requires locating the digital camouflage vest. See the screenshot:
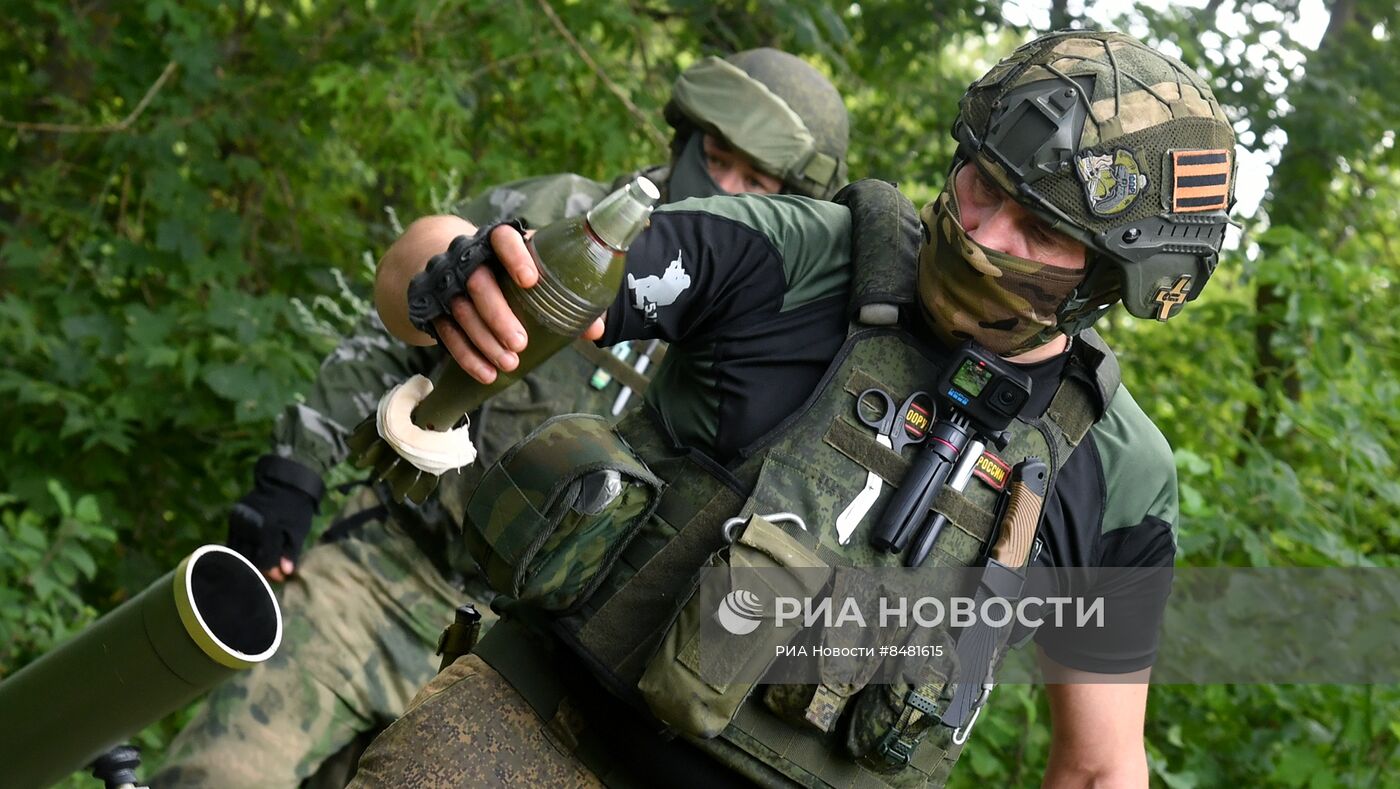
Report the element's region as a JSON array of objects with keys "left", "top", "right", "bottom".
[{"left": 466, "top": 181, "right": 1120, "bottom": 787}]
